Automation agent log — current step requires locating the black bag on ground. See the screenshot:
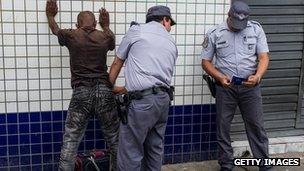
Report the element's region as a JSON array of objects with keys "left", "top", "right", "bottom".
[
  {"left": 75, "top": 149, "right": 110, "bottom": 171},
  {"left": 203, "top": 74, "right": 216, "bottom": 98}
]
